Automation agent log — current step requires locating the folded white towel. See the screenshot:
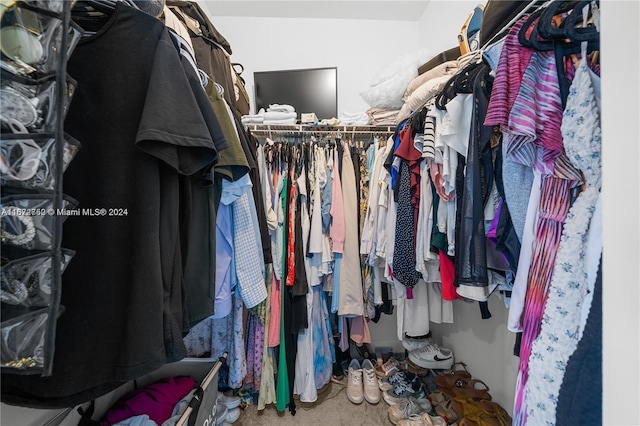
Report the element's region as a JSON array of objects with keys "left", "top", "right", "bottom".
[
  {"left": 338, "top": 111, "right": 369, "bottom": 126},
  {"left": 263, "top": 117, "right": 298, "bottom": 125},
  {"left": 264, "top": 111, "right": 297, "bottom": 121},
  {"left": 241, "top": 115, "right": 264, "bottom": 124},
  {"left": 268, "top": 104, "right": 296, "bottom": 113}
]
